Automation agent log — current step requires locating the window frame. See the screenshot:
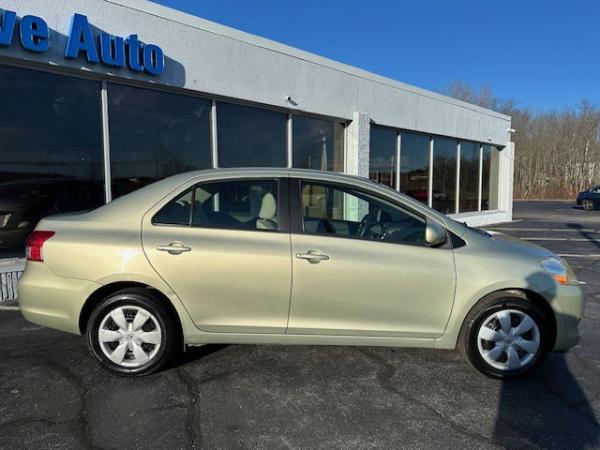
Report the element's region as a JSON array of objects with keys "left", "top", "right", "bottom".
[
  {"left": 288, "top": 177, "right": 435, "bottom": 248},
  {"left": 151, "top": 177, "right": 290, "bottom": 233}
]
